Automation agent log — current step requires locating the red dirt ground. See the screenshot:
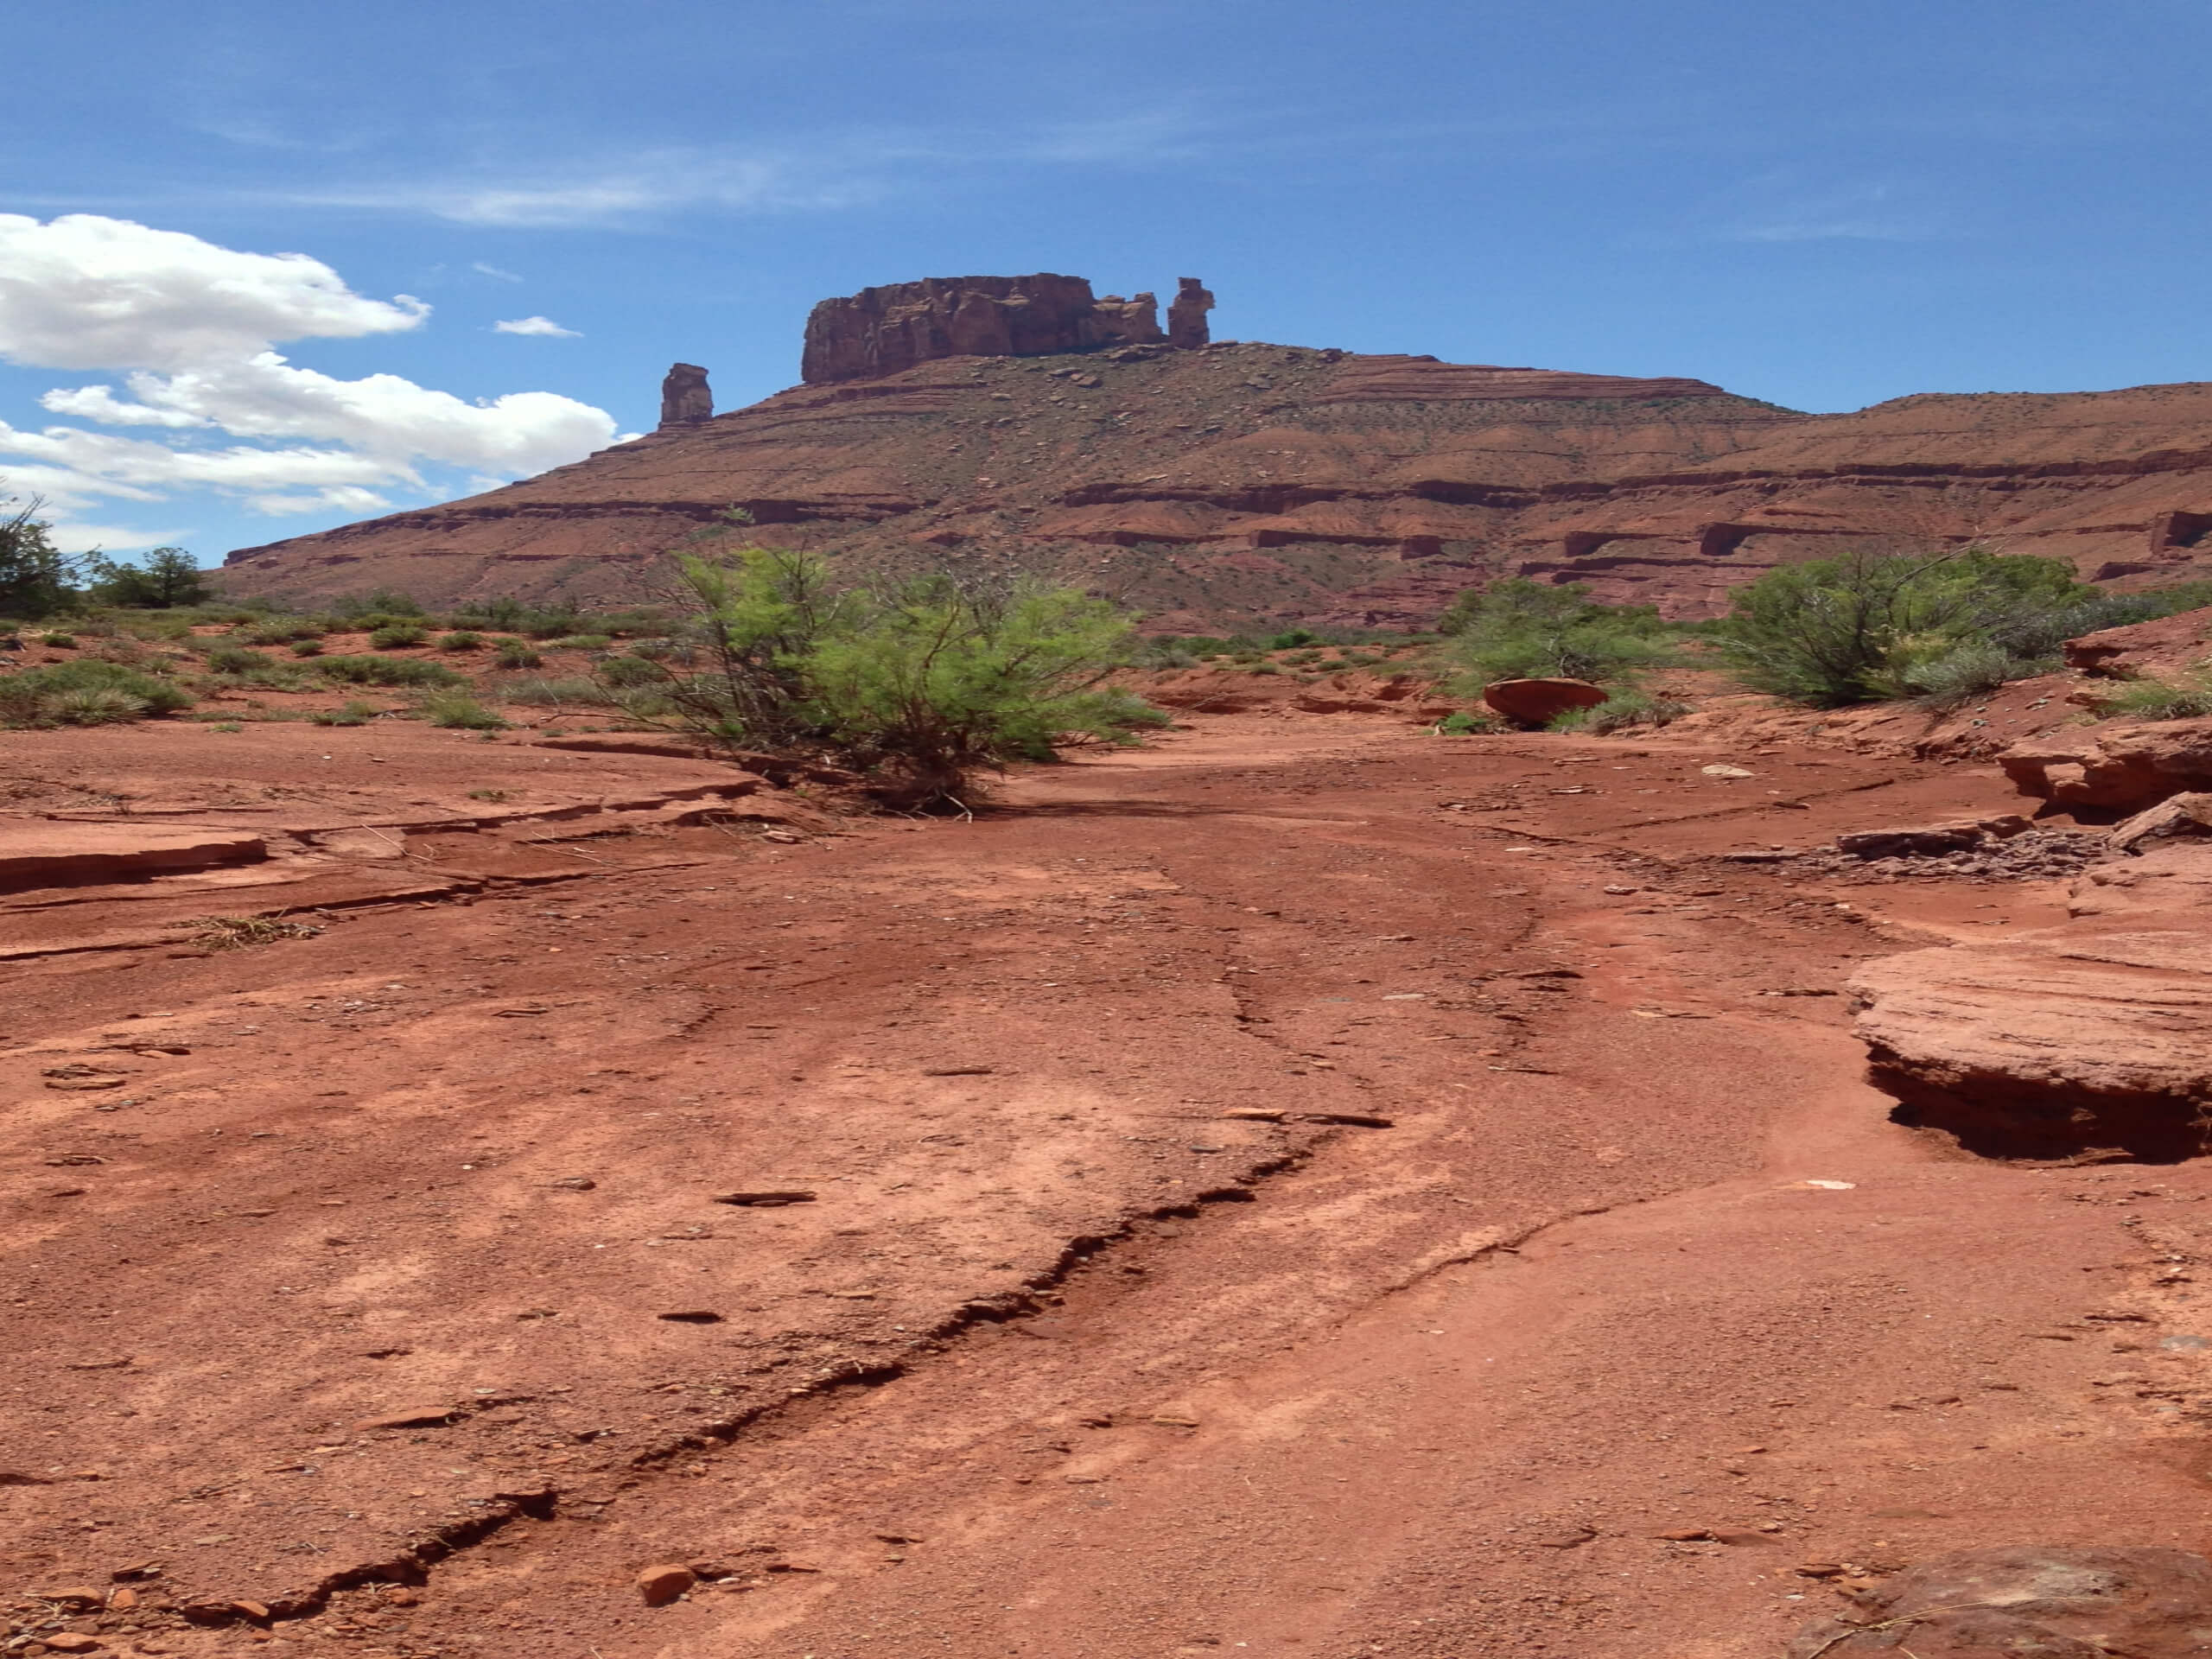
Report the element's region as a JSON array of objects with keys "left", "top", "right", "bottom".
[{"left": 4, "top": 709, "right": 2209, "bottom": 1658}]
